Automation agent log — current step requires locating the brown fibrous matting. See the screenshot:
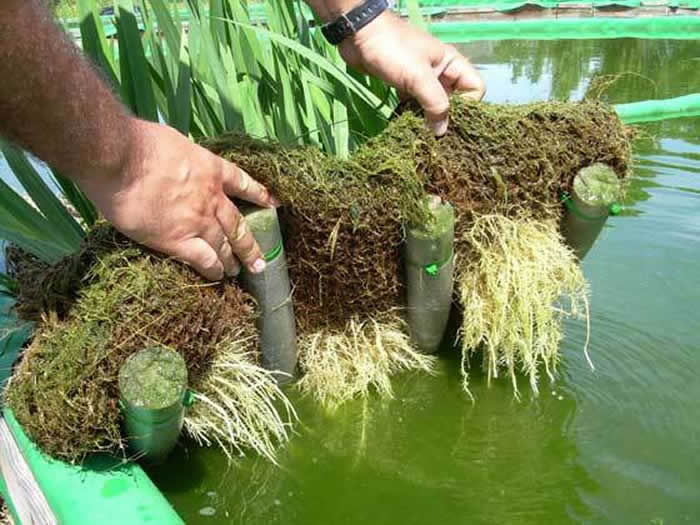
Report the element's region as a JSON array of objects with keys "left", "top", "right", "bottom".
[
  {"left": 4, "top": 99, "right": 632, "bottom": 460},
  {"left": 207, "top": 98, "right": 632, "bottom": 333}
]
